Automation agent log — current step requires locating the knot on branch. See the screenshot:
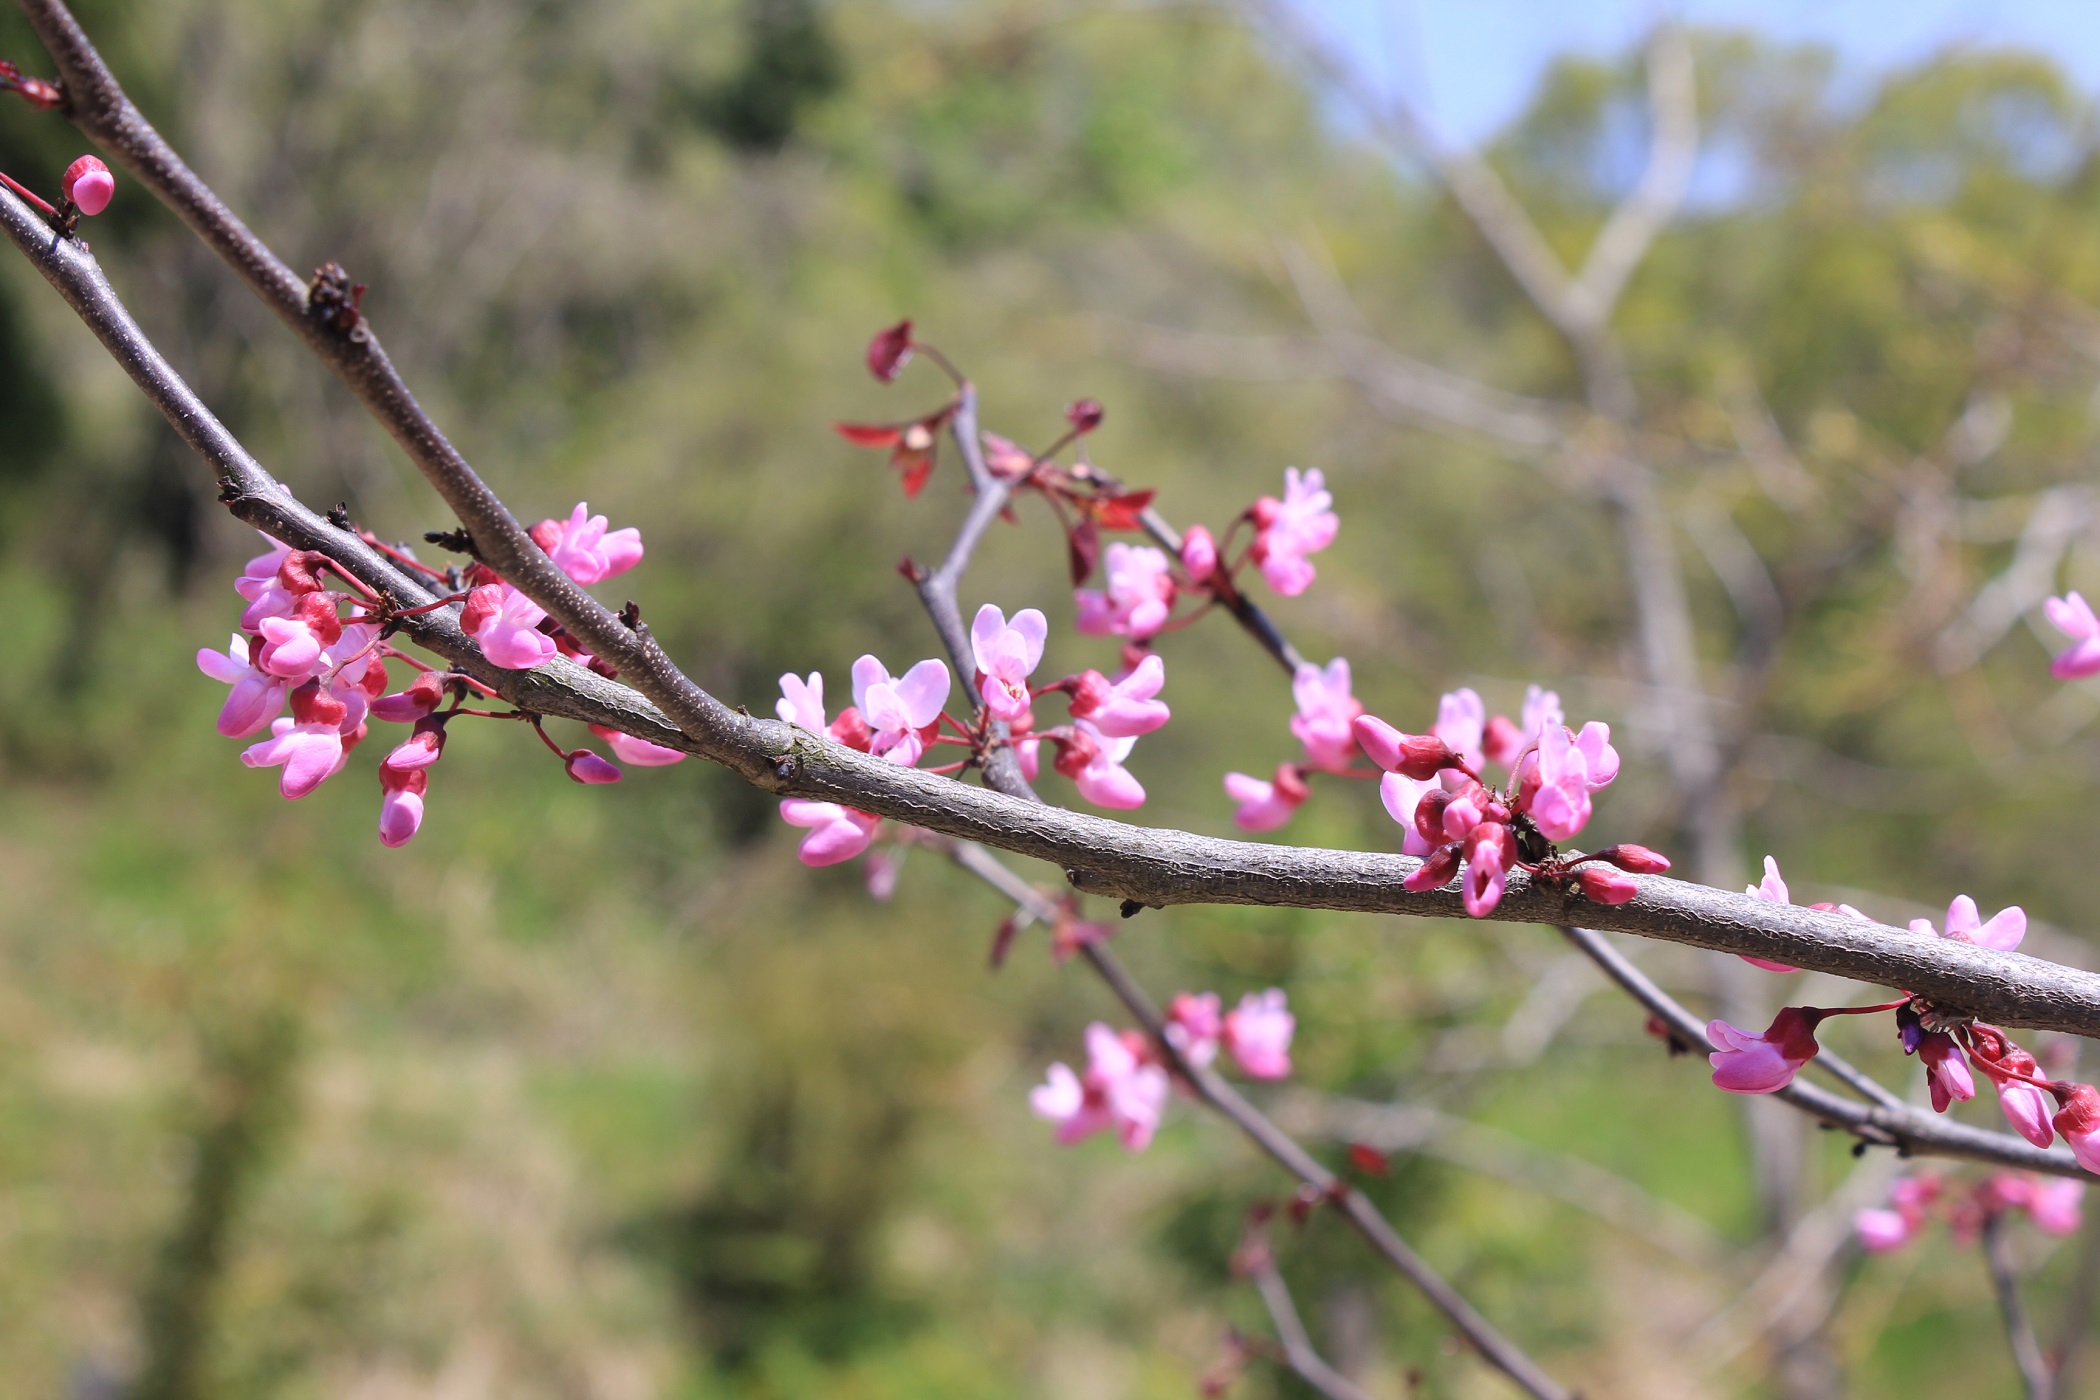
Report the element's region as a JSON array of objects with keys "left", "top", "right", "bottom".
[{"left": 307, "top": 261, "right": 367, "bottom": 338}]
